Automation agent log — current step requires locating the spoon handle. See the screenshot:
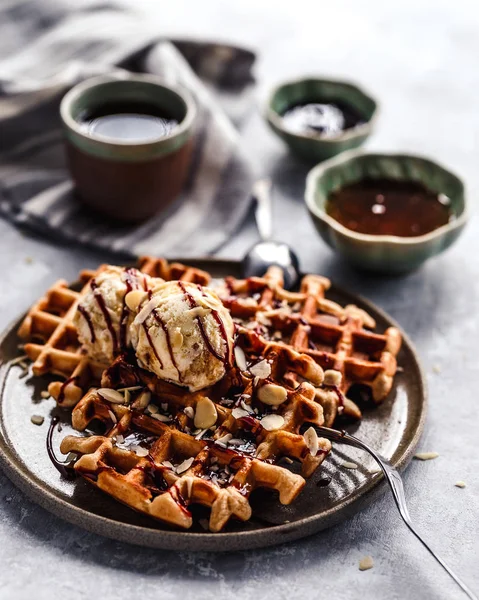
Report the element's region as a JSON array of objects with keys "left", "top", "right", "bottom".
[
  {"left": 252, "top": 178, "right": 273, "bottom": 241},
  {"left": 315, "top": 426, "right": 478, "bottom": 600}
]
